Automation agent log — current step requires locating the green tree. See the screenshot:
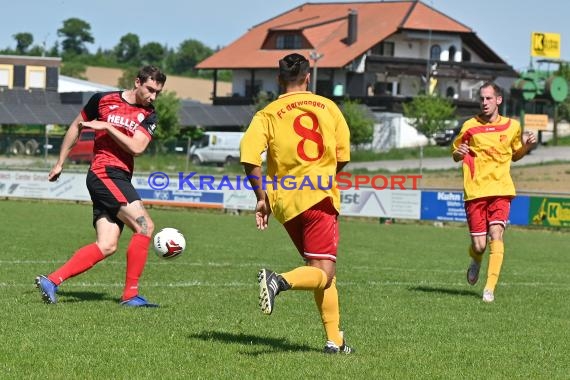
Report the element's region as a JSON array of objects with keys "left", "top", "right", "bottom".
[
  {"left": 89, "top": 47, "right": 120, "bottom": 67},
  {"left": 114, "top": 33, "right": 140, "bottom": 65},
  {"left": 139, "top": 42, "right": 165, "bottom": 66},
  {"left": 27, "top": 45, "right": 45, "bottom": 56},
  {"left": 12, "top": 33, "right": 33, "bottom": 54},
  {"left": 403, "top": 95, "right": 456, "bottom": 144},
  {"left": 46, "top": 41, "right": 60, "bottom": 57},
  {"left": 117, "top": 67, "right": 139, "bottom": 89},
  {"left": 341, "top": 98, "right": 375, "bottom": 148},
  {"left": 151, "top": 91, "right": 181, "bottom": 153},
  {"left": 60, "top": 61, "right": 87, "bottom": 79},
  {"left": 57, "top": 18, "right": 94, "bottom": 56},
  {"left": 166, "top": 39, "right": 213, "bottom": 76},
  {"left": 253, "top": 90, "right": 274, "bottom": 112}
]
